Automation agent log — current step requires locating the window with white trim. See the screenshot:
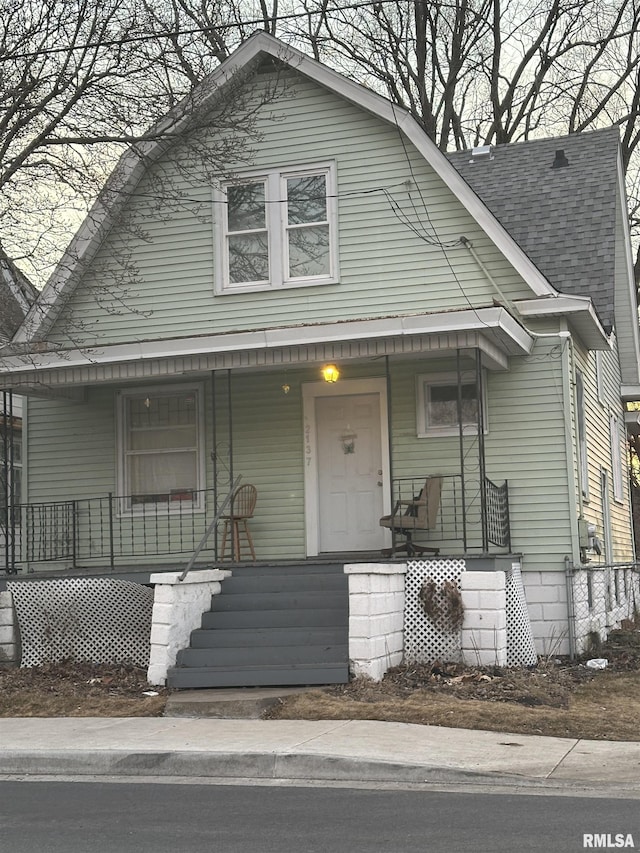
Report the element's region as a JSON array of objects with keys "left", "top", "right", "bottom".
[
  {"left": 118, "top": 386, "right": 204, "bottom": 509},
  {"left": 610, "top": 414, "right": 624, "bottom": 502},
  {"left": 416, "top": 372, "right": 486, "bottom": 437},
  {"left": 215, "top": 162, "right": 338, "bottom": 292}
]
